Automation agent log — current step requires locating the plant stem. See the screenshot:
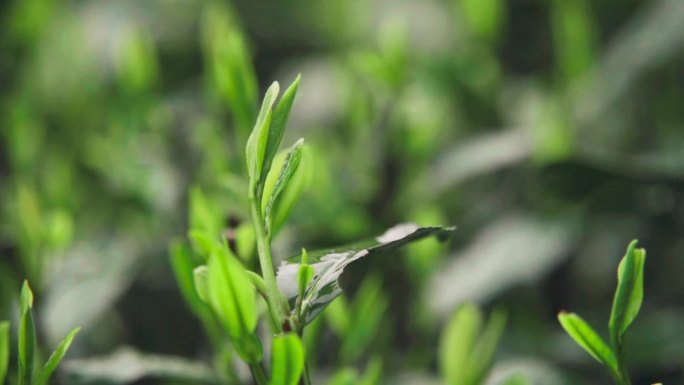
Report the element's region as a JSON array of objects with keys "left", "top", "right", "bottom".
[
  {"left": 302, "top": 362, "right": 313, "bottom": 385},
  {"left": 250, "top": 363, "right": 268, "bottom": 385},
  {"left": 248, "top": 190, "right": 288, "bottom": 334}
]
